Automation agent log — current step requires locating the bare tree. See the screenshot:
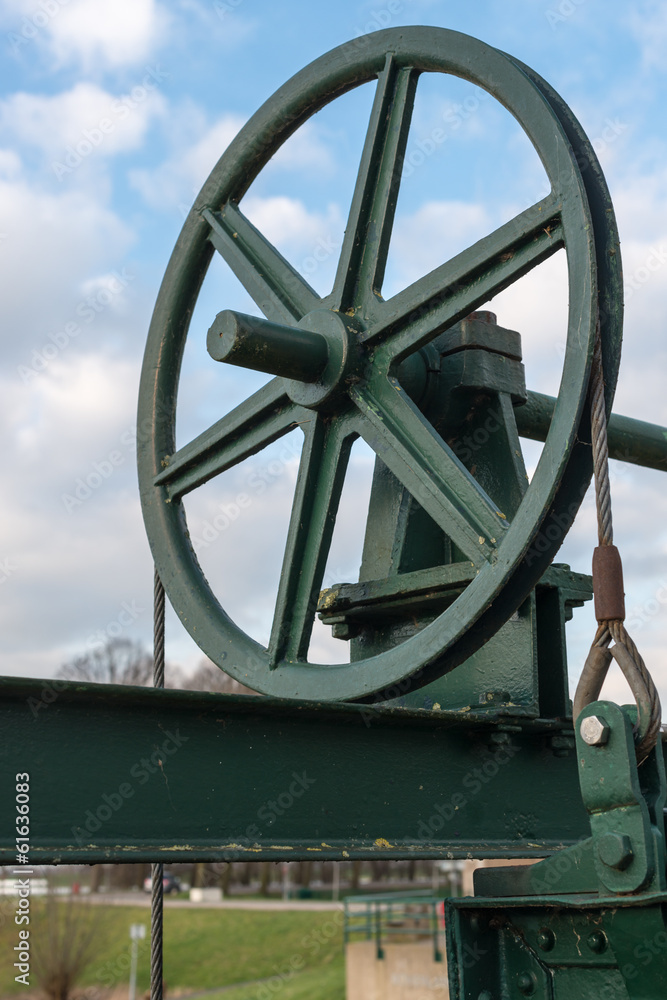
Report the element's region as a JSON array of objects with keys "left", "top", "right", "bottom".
[
  {"left": 32, "top": 894, "right": 100, "bottom": 1000},
  {"left": 182, "top": 658, "right": 257, "bottom": 696},
  {"left": 57, "top": 638, "right": 153, "bottom": 686}
]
